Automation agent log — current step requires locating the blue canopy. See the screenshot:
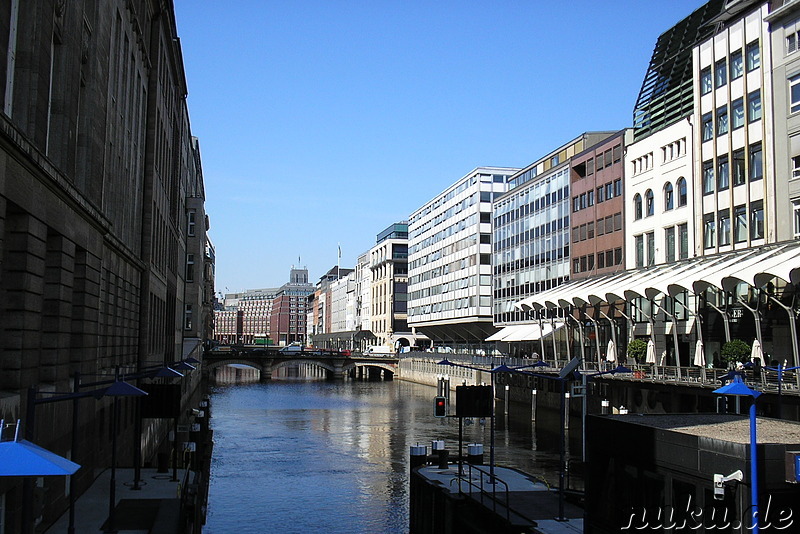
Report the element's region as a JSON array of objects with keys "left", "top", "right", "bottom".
[
  {"left": 0, "top": 439, "right": 80, "bottom": 476},
  {"left": 712, "top": 375, "right": 762, "bottom": 398}
]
